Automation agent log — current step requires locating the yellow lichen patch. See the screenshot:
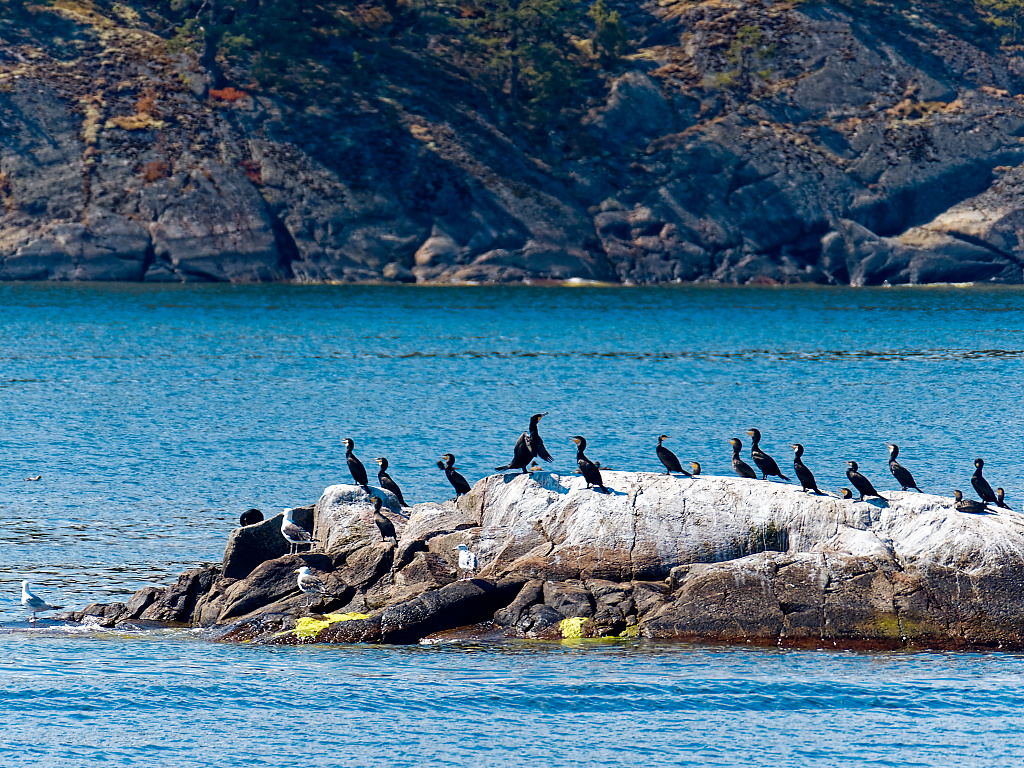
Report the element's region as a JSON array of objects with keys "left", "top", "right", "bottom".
[
  {"left": 560, "top": 617, "right": 588, "bottom": 638},
  {"left": 293, "top": 612, "right": 371, "bottom": 640},
  {"left": 616, "top": 624, "right": 640, "bottom": 639},
  {"left": 326, "top": 612, "right": 371, "bottom": 622},
  {"left": 105, "top": 114, "right": 166, "bottom": 130},
  {"left": 294, "top": 617, "right": 334, "bottom": 639}
]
